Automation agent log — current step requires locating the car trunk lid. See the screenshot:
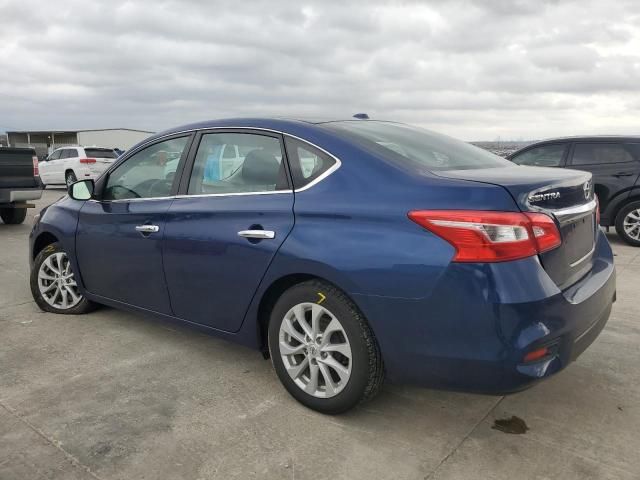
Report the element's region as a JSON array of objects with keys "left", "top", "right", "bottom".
[{"left": 434, "top": 165, "right": 597, "bottom": 290}]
